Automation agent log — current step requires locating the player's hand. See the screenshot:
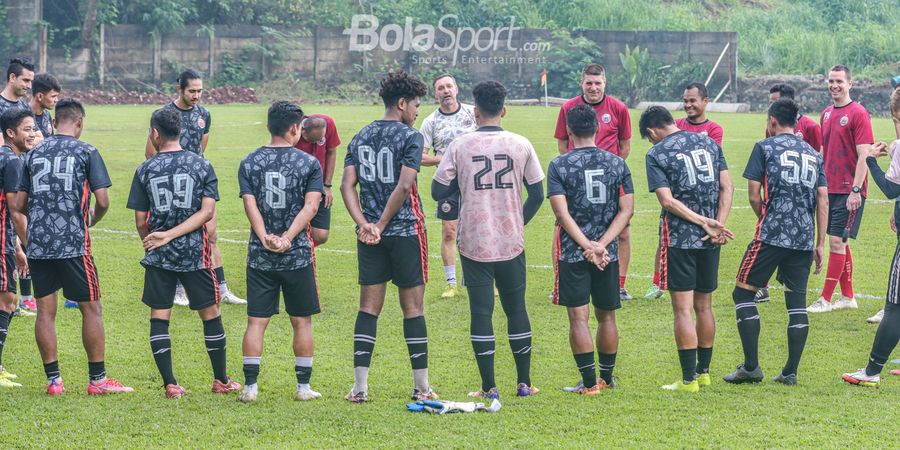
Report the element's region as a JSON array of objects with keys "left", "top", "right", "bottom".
[
  {"left": 700, "top": 219, "right": 734, "bottom": 244},
  {"left": 324, "top": 186, "right": 333, "bottom": 209},
  {"left": 88, "top": 208, "right": 95, "bottom": 227},
  {"left": 143, "top": 231, "right": 173, "bottom": 250},
  {"left": 870, "top": 141, "right": 888, "bottom": 158},
  {"left": 273, "top": 235, "right": 293, "bottom": 253},
  {"left": 891, "top": 215, "right": 896, "bottom": 233},
  {"left": 358, "top": 223, "right": 381, "bottom": 245},
  {"left": 813, "top": 245, "right": 824, "bottom": 275},
  {"left": 263, "top": 234, "right": 290, "bottom": 253},
  {"left": 847, "top": 192, "right": 861, "bottom": 211},
  {"left": 15, "top": 249, "right": 28, "bottom": 277}
]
